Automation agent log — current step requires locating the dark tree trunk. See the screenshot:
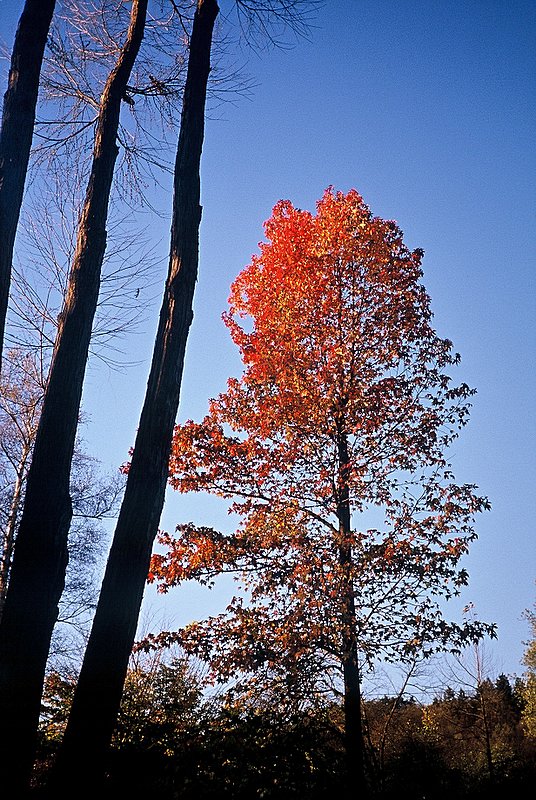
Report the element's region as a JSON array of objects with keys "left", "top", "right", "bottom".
[
  {"left": 0, "top": 0, "right": 56, "bottom": 373},
  {"left": 0, "top": 2, "right": 147, "bottom": 790},
  {"left": 49, "top": 1, "right": 219, "bottom": 792},
  {"left": 337, "top": 429, "right": 368, "bottom": 799}
]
